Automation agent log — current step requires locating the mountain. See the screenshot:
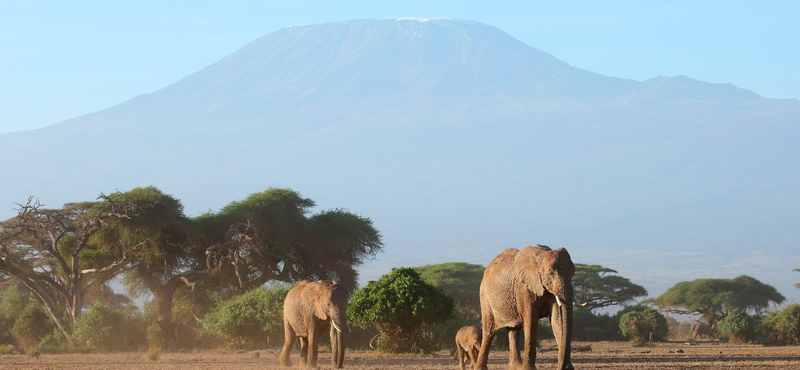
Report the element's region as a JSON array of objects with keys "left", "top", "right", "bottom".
[{"left": 2, "top": 18, "right": 799, "bottom": 302}]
